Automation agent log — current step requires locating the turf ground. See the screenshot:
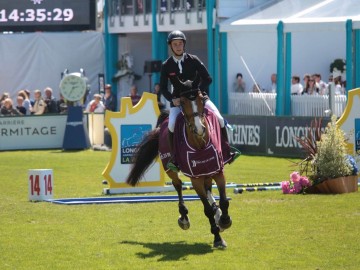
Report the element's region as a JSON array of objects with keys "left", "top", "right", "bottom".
[{"left": 0, "top": 150, "right": 359, "bottom": 270}]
